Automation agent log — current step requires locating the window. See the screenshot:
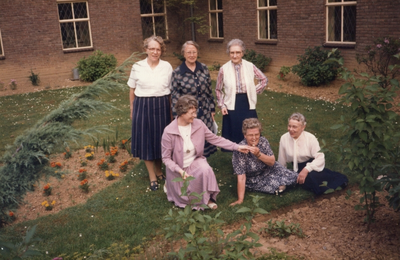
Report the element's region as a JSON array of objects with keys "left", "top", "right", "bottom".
[
  {"left": 57, "top": 1, "right": 92, "bottom": 50},
  {"left": 209, "top": 0, "right": 223, "bottom": 38},
  {"left": 0, "top": 30, "right": 4, "bottom": 56},
  {"left": 258, "top": 0, "right": 277, "bottom": 40},
  {"left": 140, "top": 0, "right": 168, "bottom": 39},
  {"left": 326, "top": 0, "right": 356, "bottom": 43}
]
